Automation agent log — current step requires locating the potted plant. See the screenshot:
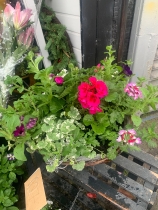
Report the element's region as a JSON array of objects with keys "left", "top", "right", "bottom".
[{"left": 0, "top": 46, "right": 158, "bottom": 172}]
